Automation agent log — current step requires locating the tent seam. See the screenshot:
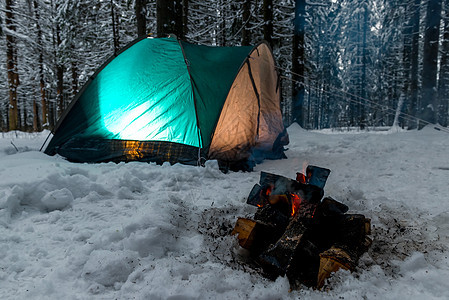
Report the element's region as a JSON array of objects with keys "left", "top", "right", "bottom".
[
  {"left": 177, "top": 38, "right": 204, "bottom": 164},
  {"left": 246, "top": 59, "right": 261, "bottom": 140}
]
